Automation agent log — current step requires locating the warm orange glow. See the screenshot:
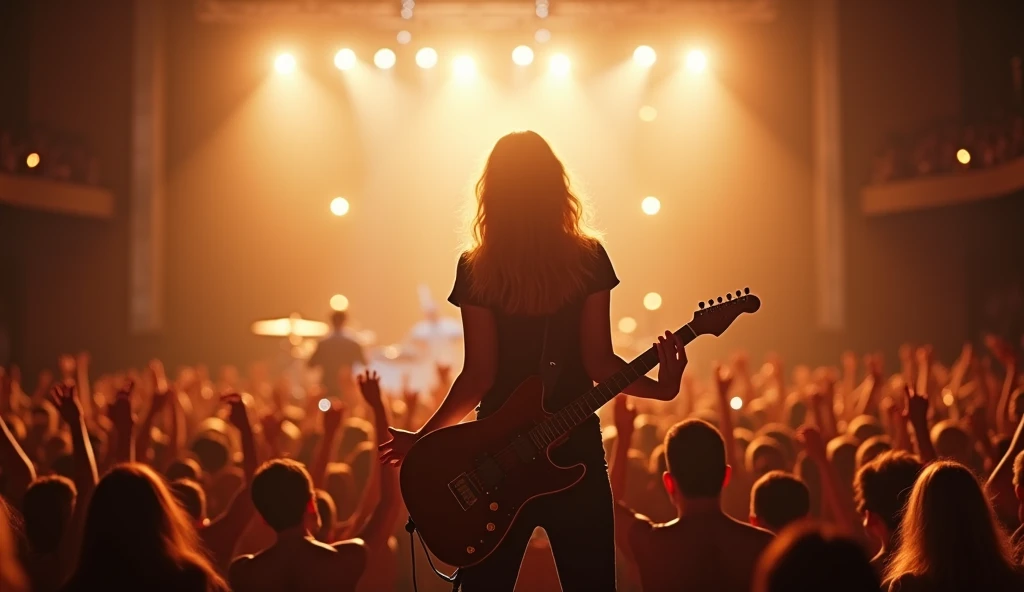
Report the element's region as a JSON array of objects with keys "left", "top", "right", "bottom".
[
  {"left": 730, "top": 396, "right": 743, "bottom": 410},
  {"left": 641, "top": 196, "right": 661, "bottom": 215},
  {"left": 374, "top": 48, "right": 397, "bottom": 70},
  {"left": 274, "top": 53, "right": 297, "bottom": 74},
  {"left": 638, "top": 106, "right": 658, "bottom": 122},
  {"left": 330, "top": 293, "right": 350, "bottom": 312},
  {"left": 956, "top": 148, "right": 971, "bottom": 164},
  {"left": 318, "top": 398, "right": 331, "bottom": 412},
  {"left": 549, "top": 53, "right": 571, "bottom": 76},
  {"left": 397, "top": 30, "right": 412, "bottom": 45},
  {"left": 416, "top": 48, "right": 438, "bottom": 69},
  {"left": 618, "top": 316, "right": 638, "bottom": 334},
  {"left": 633, "top": 45, "right": 657, "bottom": 67},
  {"left": 330, "top": 197, "right": 350, "bottom": 216},
  {"left": 643, "top": 292, "right": 663, "bottom": 311},
  {"left": 686, "top": 49, "right": 708, "bottom": 73},
  {"left": 512, "top": 45, "right": 535, "bottom": 66},
  {"left": 535, "top": 29, "right": 551, "bottom": 44},
  {"left": 334, "top": 49, "right": 357, "bottom": 71},
  {"left": 26, "top": 152, "right": 40, "bottom": 168},
  {"left": 453, "top": 55, "right": 476, "bottom": 78}
]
